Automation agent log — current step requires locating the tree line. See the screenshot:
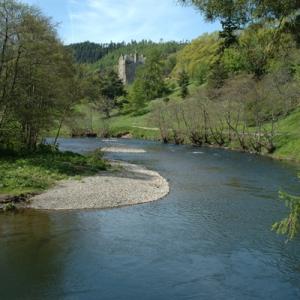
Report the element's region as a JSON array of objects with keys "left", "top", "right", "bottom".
[
  {"left": 66, "top": 41, "right": 126, "bottom": 64},
  {"left": 0, "top": 0, "right": 80, "bottom": 150},
  {"left": 67, "top": 40, "right": 186, "bottom": 66}
]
